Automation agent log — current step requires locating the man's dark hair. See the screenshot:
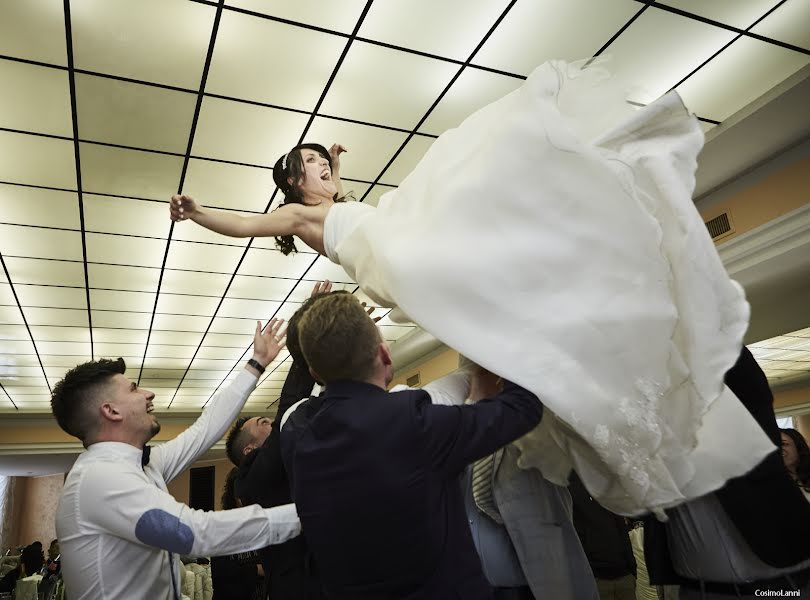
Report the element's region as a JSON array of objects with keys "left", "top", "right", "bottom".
[
  {"left": 225, "top": 416, "right": 251, "bottom": 467},
  {"left": 287, "top": 290, "right": 352, "bottom": 367},
  {"left": 51, "top": 358, "right": 126, "bottom": 443}
]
